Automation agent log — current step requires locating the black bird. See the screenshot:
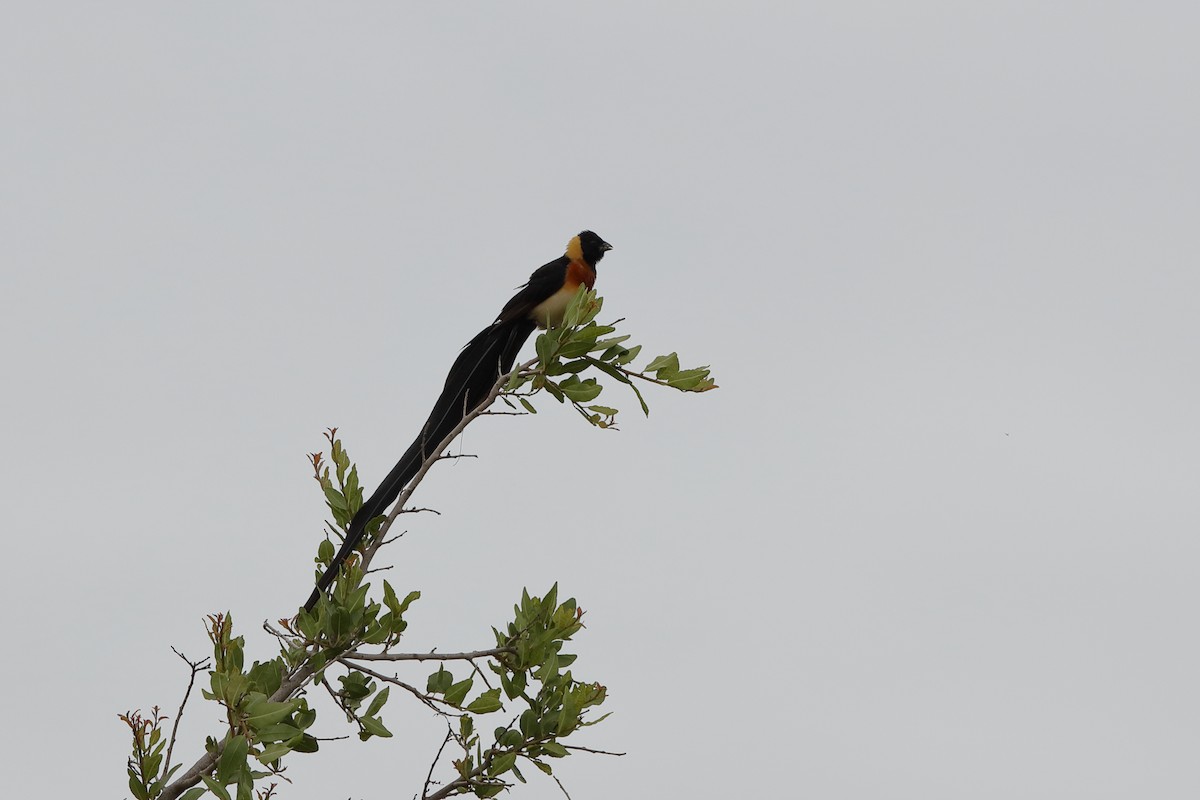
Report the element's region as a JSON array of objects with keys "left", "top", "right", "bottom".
[{"left": 303, "top": 231, "right": 613, "bottom": 612}]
